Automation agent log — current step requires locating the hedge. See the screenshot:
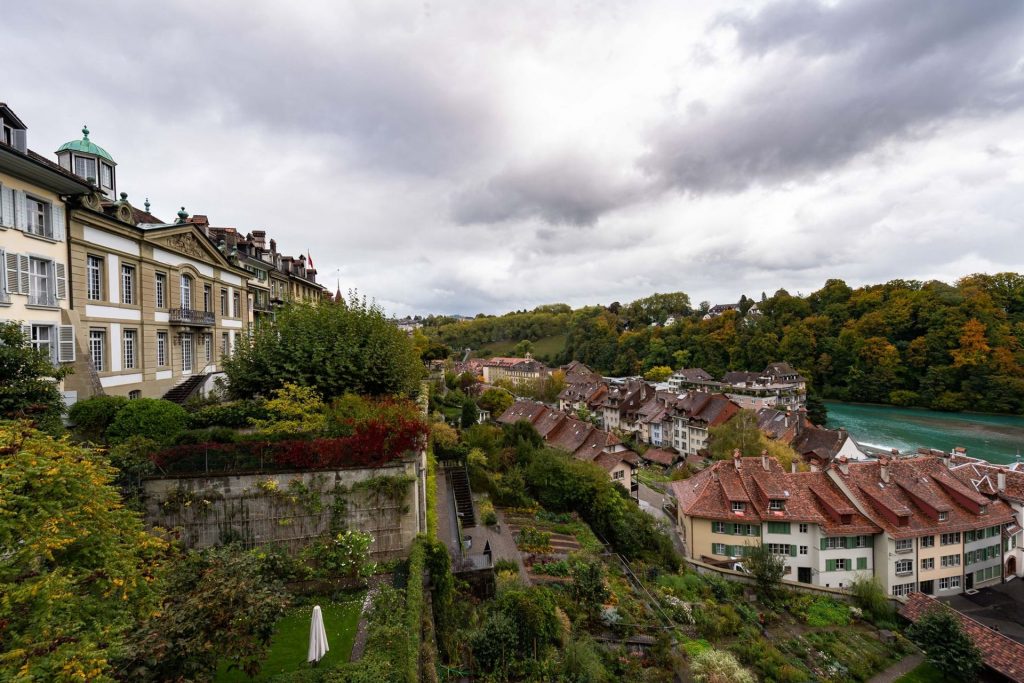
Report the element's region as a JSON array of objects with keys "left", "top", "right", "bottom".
[{"left": 404, "top": 539, "right": 426, "bottom": 683}]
